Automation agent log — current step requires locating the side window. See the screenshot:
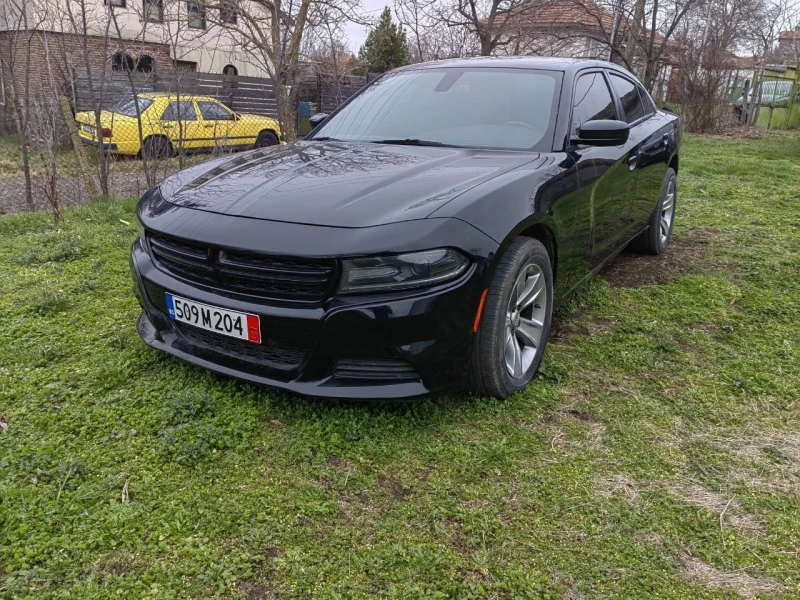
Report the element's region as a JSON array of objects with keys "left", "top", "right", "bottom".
[
  {"left": 571, "top": 72, "right": 616, "bottom": 134},
  {"left": 197, "top": 101, "right": 234, "bottom": 121},
  {"left": 609, "top": 74, "right": 645, "bottom": 123},
  {"left": 161, "top": 101, "right": 198, "bottom": 121},
  {"left": 638, "top": 84, "right": 656, "bottom": 115}
]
